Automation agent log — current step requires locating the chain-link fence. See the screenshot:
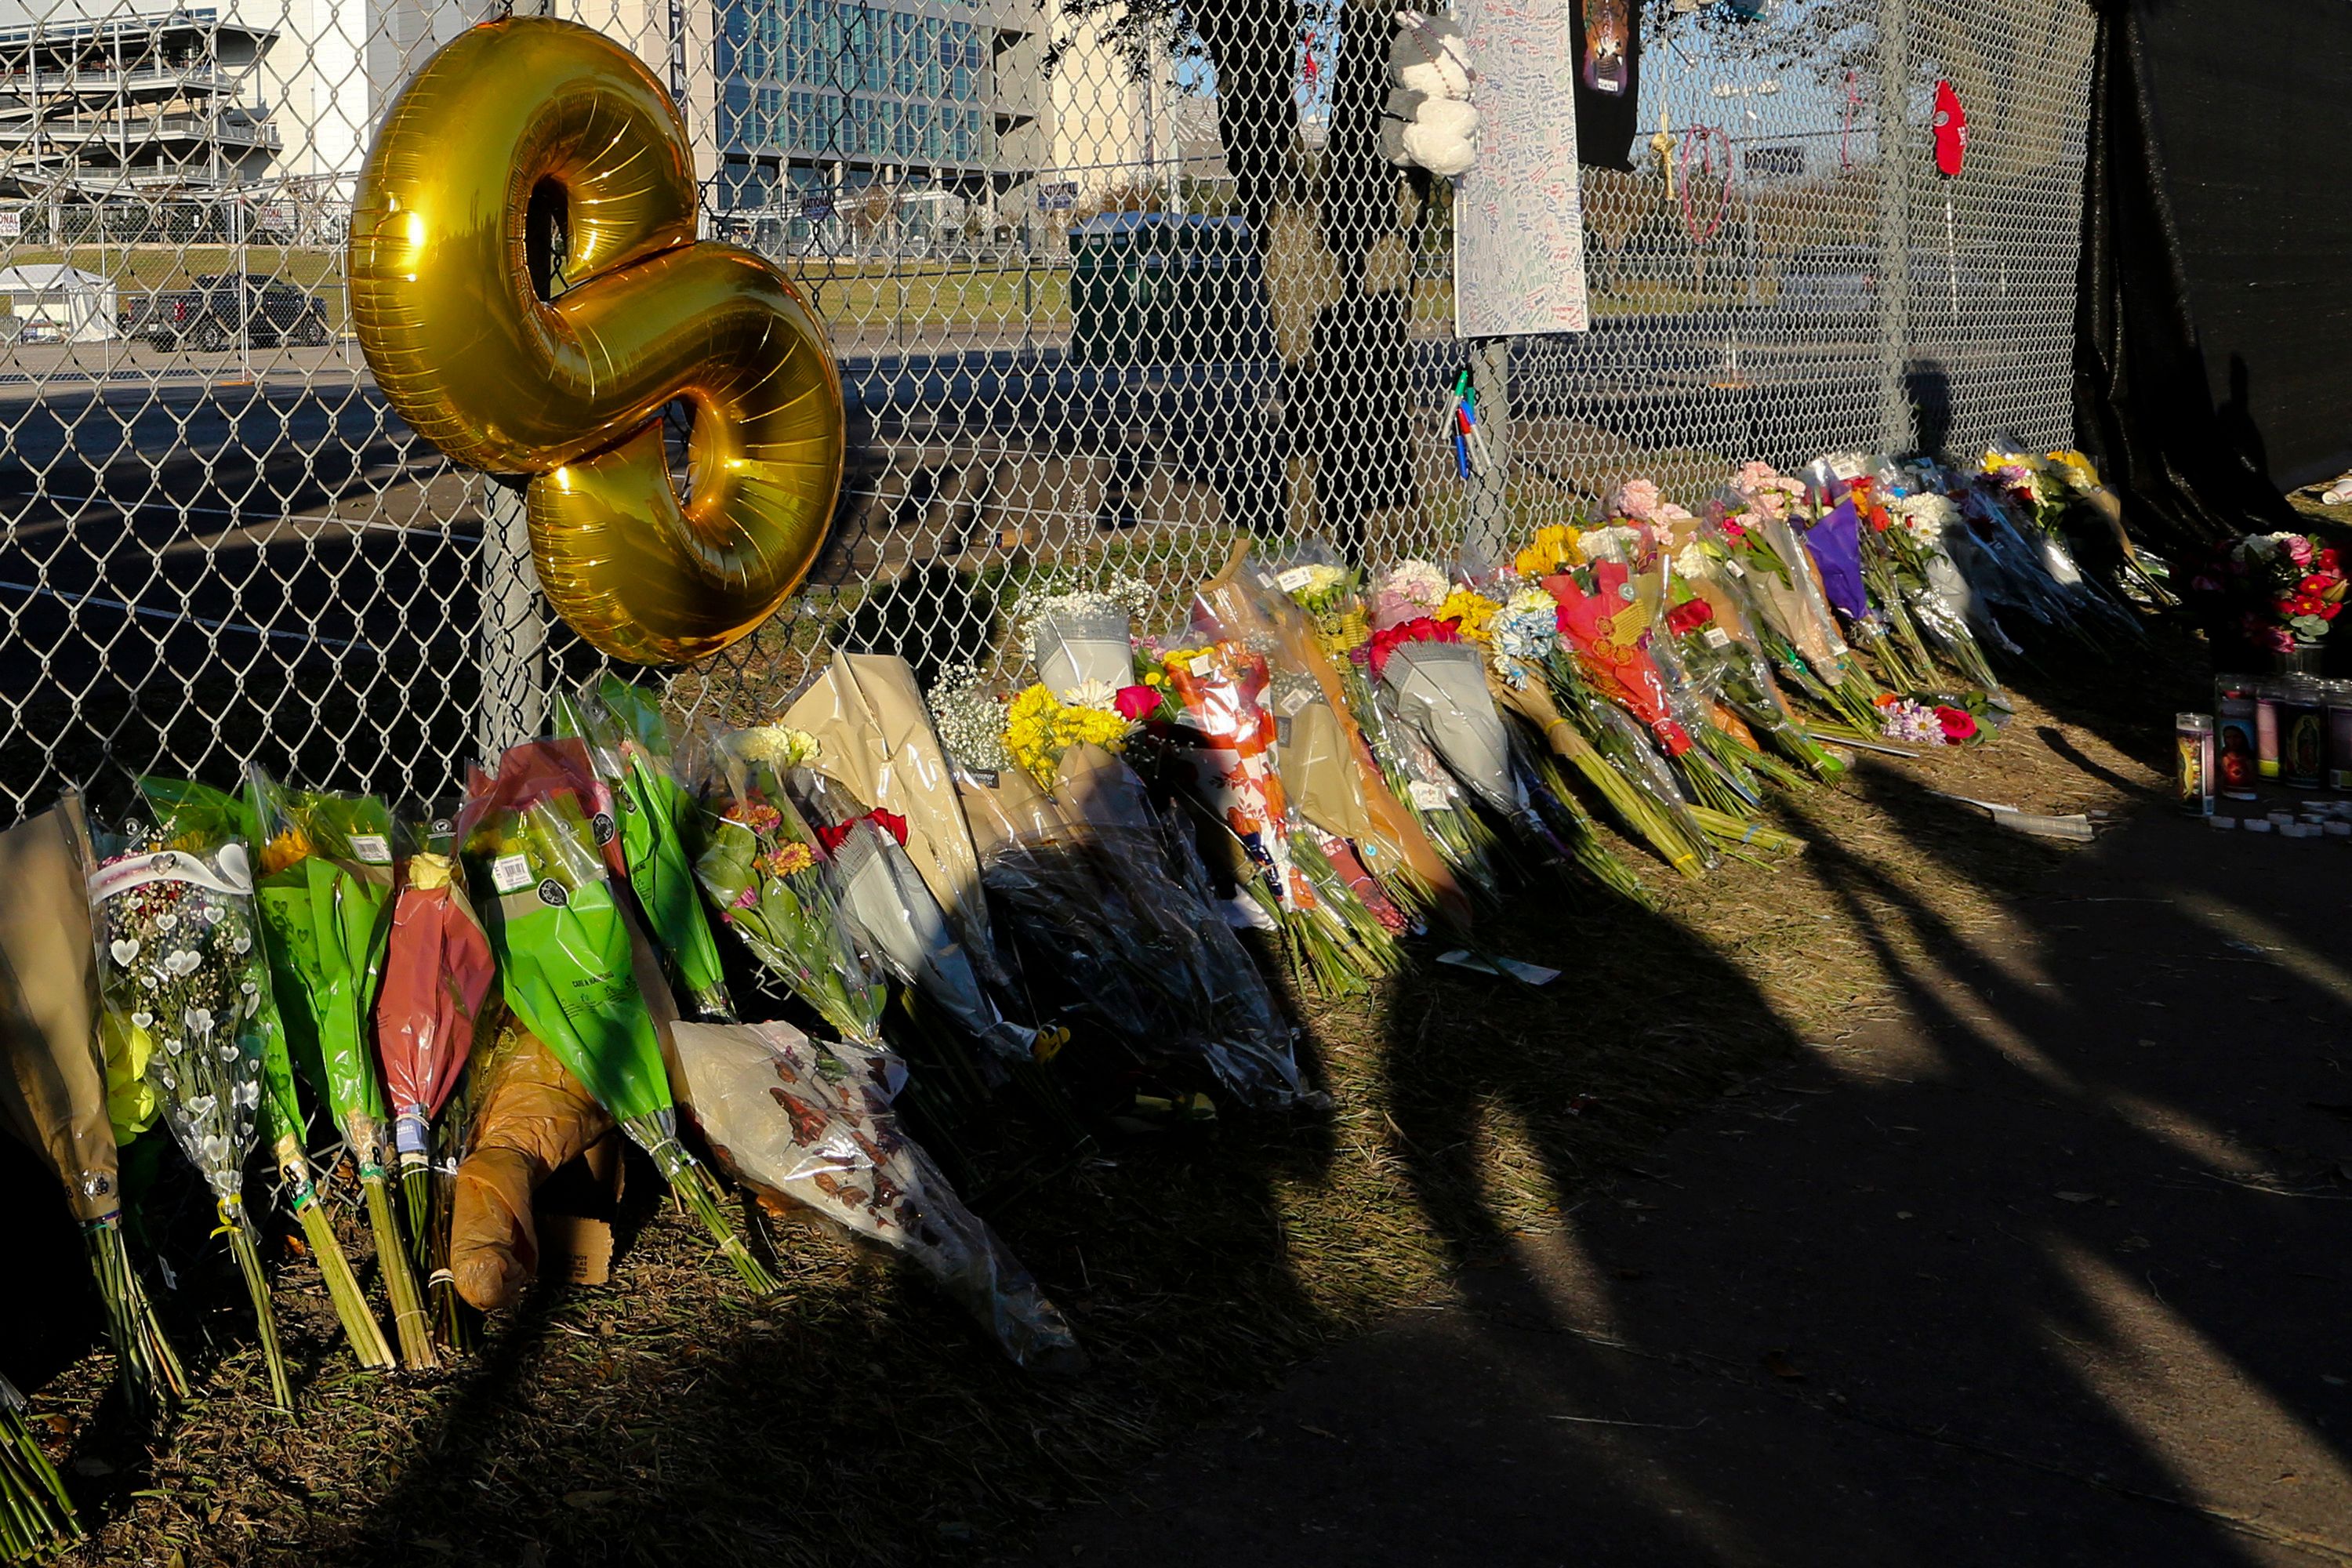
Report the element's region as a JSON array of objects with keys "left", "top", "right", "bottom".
[{"left": 0, "top": 0, "right": 2098, "bottom": 819}]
